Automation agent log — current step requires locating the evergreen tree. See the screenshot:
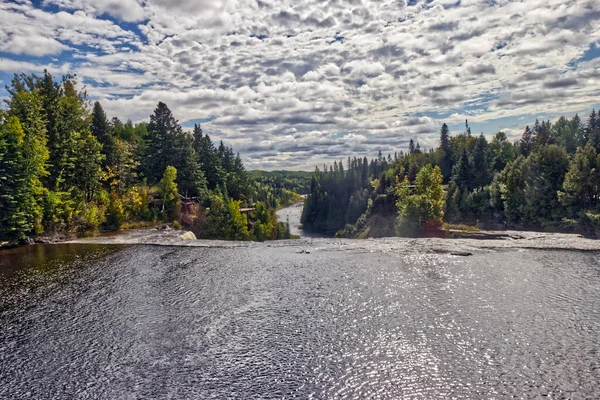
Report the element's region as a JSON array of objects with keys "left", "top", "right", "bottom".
[
  {"left": 228, "top": 152, "right": 248, "bottom": 199},
  {"left": 571, "top": 114, "right": 586, "bottom": 148},
  {"left": 489, "top": 131, "right": 515, "bottom": 172},
  {"left": 471, "top": 134, "right": 492, "bottom": 188},
  {"left": 560, "top": 143, "right": 599, "bottom": 215},
  {"left": 440, "top": 123, "right": 450, "bottom": 152},
  {"left": 174, "top": 132, "right": 207, "bottom": 198},
  {"left": 520, "top": 125, "right": 533, "bottom": 157},
  {"left": 522, "top": 145, "right": 569, "bottom": 224},
  {"left": 551, "top": 116, "right": 579, "bottom": 153},
  {"left": 493, "top": 156, "right": 527, "bottom": 225},
  {"left": 533, "top": 119, "right": 551, "bottom": 148},
  {"left": 193, "top": 125, "right": 224, "bottom": 190},
  {"left": 6, "top": 90, "right": 49, "bottom": 233},
  {"left": 91, "top": 101, "right": 116, "bottom": 168},
  {"left": 585, "top": 109, "right": 600, "bottom": 151},
  {"left": 143, "top": 102, "right": 178, "bottom": 183},
  {"left": 72, "top": 129, "right": 104, "bottom": 203},
  {"left": 452, "top": 149, "right": 472, "bottom": 190},
  {"left": 0, "top": 117, "right": 31, "bottom": 241},
  {"left": 439, "top": 123, "right": 452, "bottom": 181},
  {"left": 110, "top": 138, "right": 139, "bottom": 194},
  {"left": 52, "top": 75, "right": 92, "bottom": 192},
  {"left": 143, "top": 102, "right": 208, "bottom": 197}
]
